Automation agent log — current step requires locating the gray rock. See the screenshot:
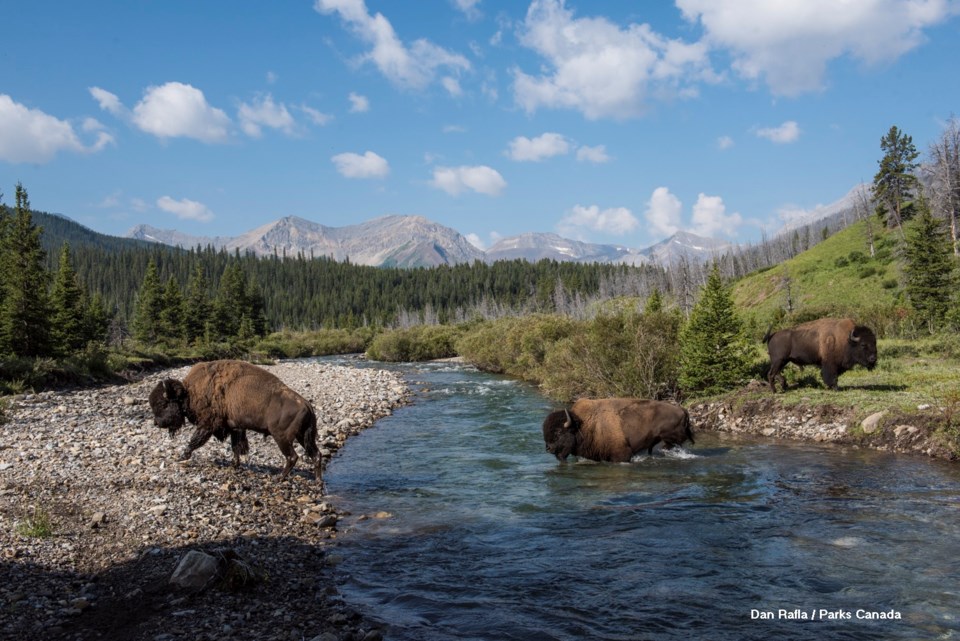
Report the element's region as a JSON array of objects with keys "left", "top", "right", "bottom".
[
  {"left": 169, "top": 551, "right": 219, "bottom": 590},
  {"left": 861, "top": 411, "right": 887, "bottom": 434}
]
